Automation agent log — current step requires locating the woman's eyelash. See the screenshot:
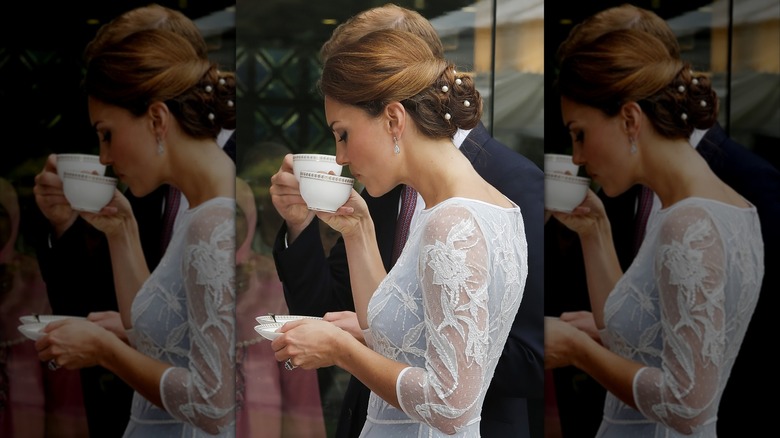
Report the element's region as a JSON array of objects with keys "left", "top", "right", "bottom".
[
  {"left": 337, "top": 132, "right": 348, "bottom": 143},
  {"left": 575, "top": 131, "right": 583, "bottom": 142},
  {"left": 101, "top": 132, "right": 112, "bottom": 142}
]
